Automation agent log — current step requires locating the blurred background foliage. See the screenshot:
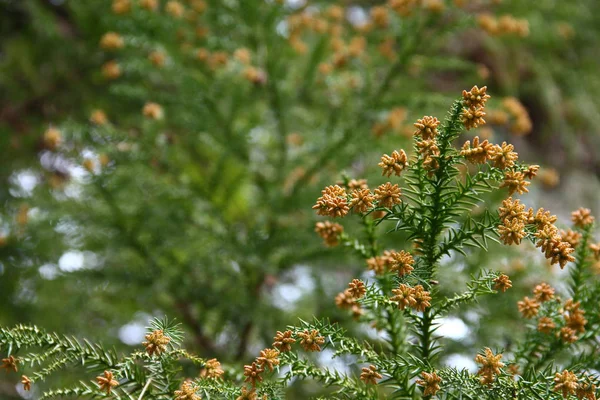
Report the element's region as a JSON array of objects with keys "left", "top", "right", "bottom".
[{"left": 0, "top": 0, "right": 599, "bottom": 398}]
